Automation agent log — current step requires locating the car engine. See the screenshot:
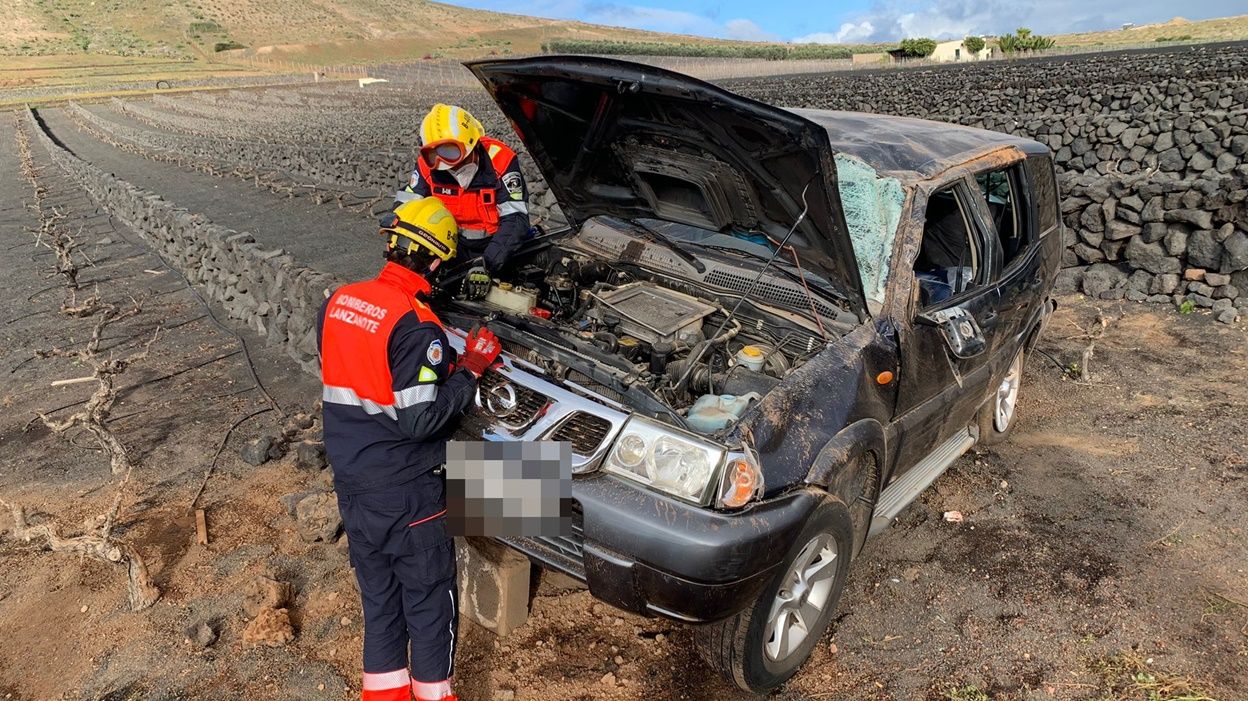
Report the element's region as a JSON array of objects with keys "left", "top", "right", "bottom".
[{"left": 442, "top": 240, "right": 831, "bottom": 433}]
